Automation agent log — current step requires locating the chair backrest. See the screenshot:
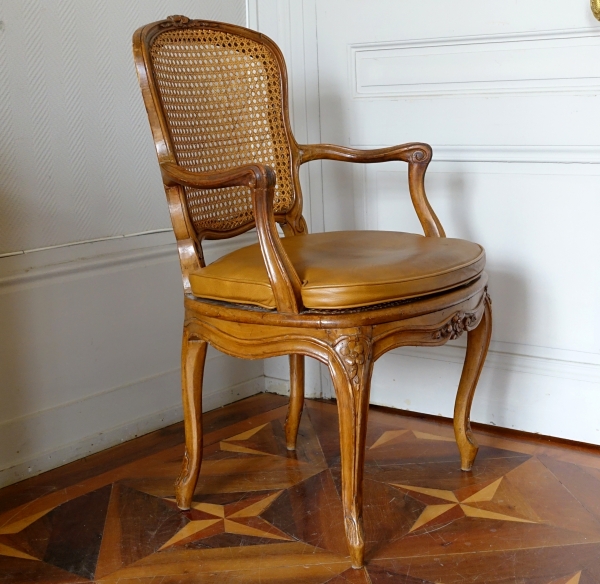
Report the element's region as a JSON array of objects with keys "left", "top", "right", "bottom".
[{"left": 133, "top": 16, "right": 304, "bottom": 245}]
